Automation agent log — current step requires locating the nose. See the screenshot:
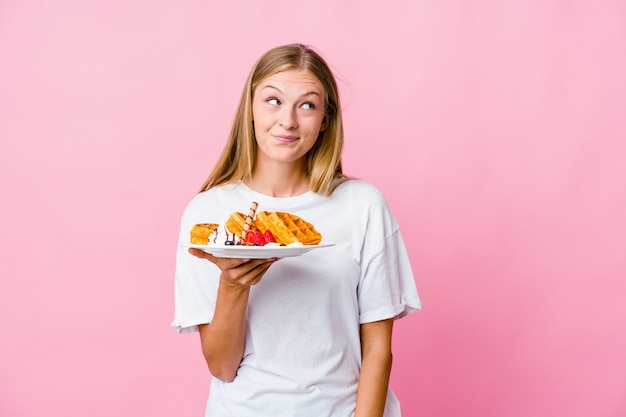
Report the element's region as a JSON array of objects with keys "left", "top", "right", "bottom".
[{"left": 279, "top": 107, "right": 298, "bottom": 129}]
